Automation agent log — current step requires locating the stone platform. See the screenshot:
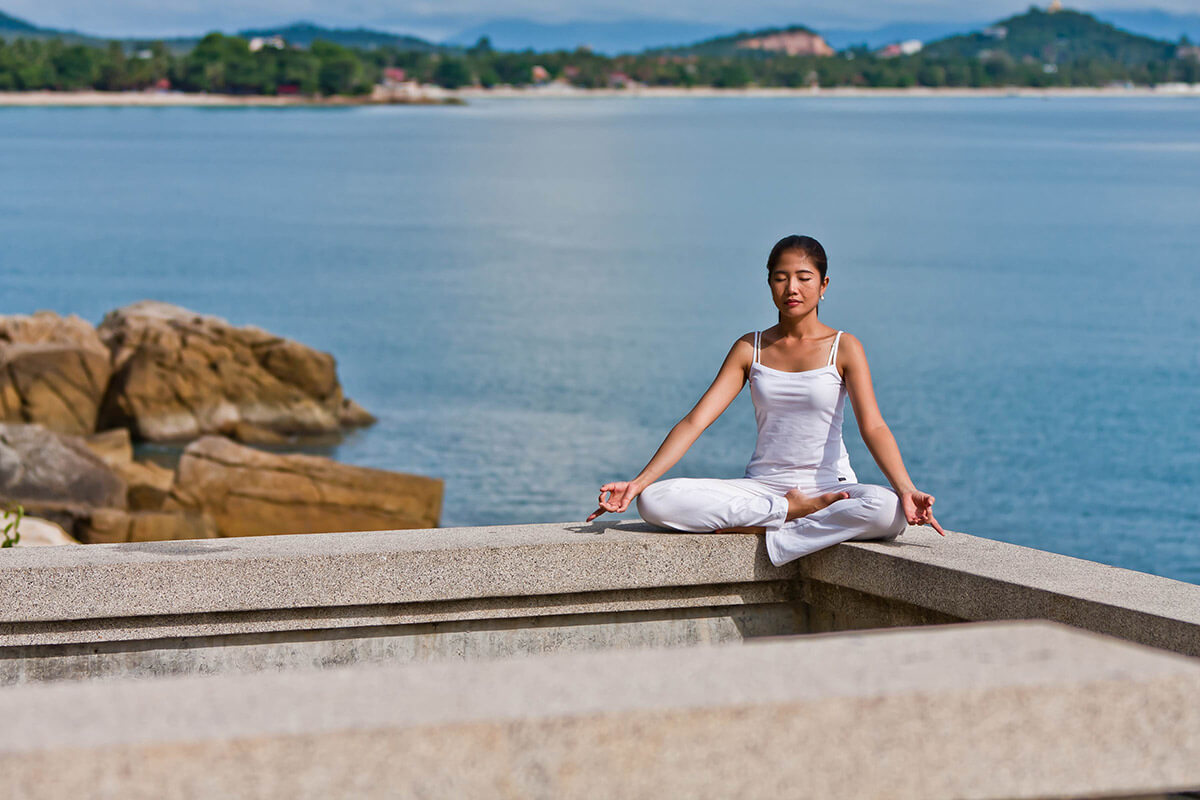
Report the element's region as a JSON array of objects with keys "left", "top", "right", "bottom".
[
  {"left": 2, "top": 620, "right": 1198, "bottom": 799},
  {"left": 2, "top": 521, "right": 1199, "bottom": 798},
  {"left": 2, "top": 522, "right": 1197, "bottom": 684}
]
